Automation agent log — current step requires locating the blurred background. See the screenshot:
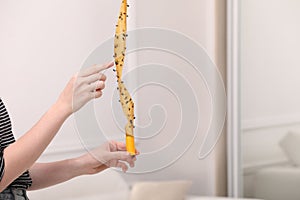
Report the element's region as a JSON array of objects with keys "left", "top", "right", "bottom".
[
  {"left": 0, "top": 0, "right": 226, "bottom": 200},
  {"left": 240, "top": 0, "right": 300, "bottom": 199}
]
